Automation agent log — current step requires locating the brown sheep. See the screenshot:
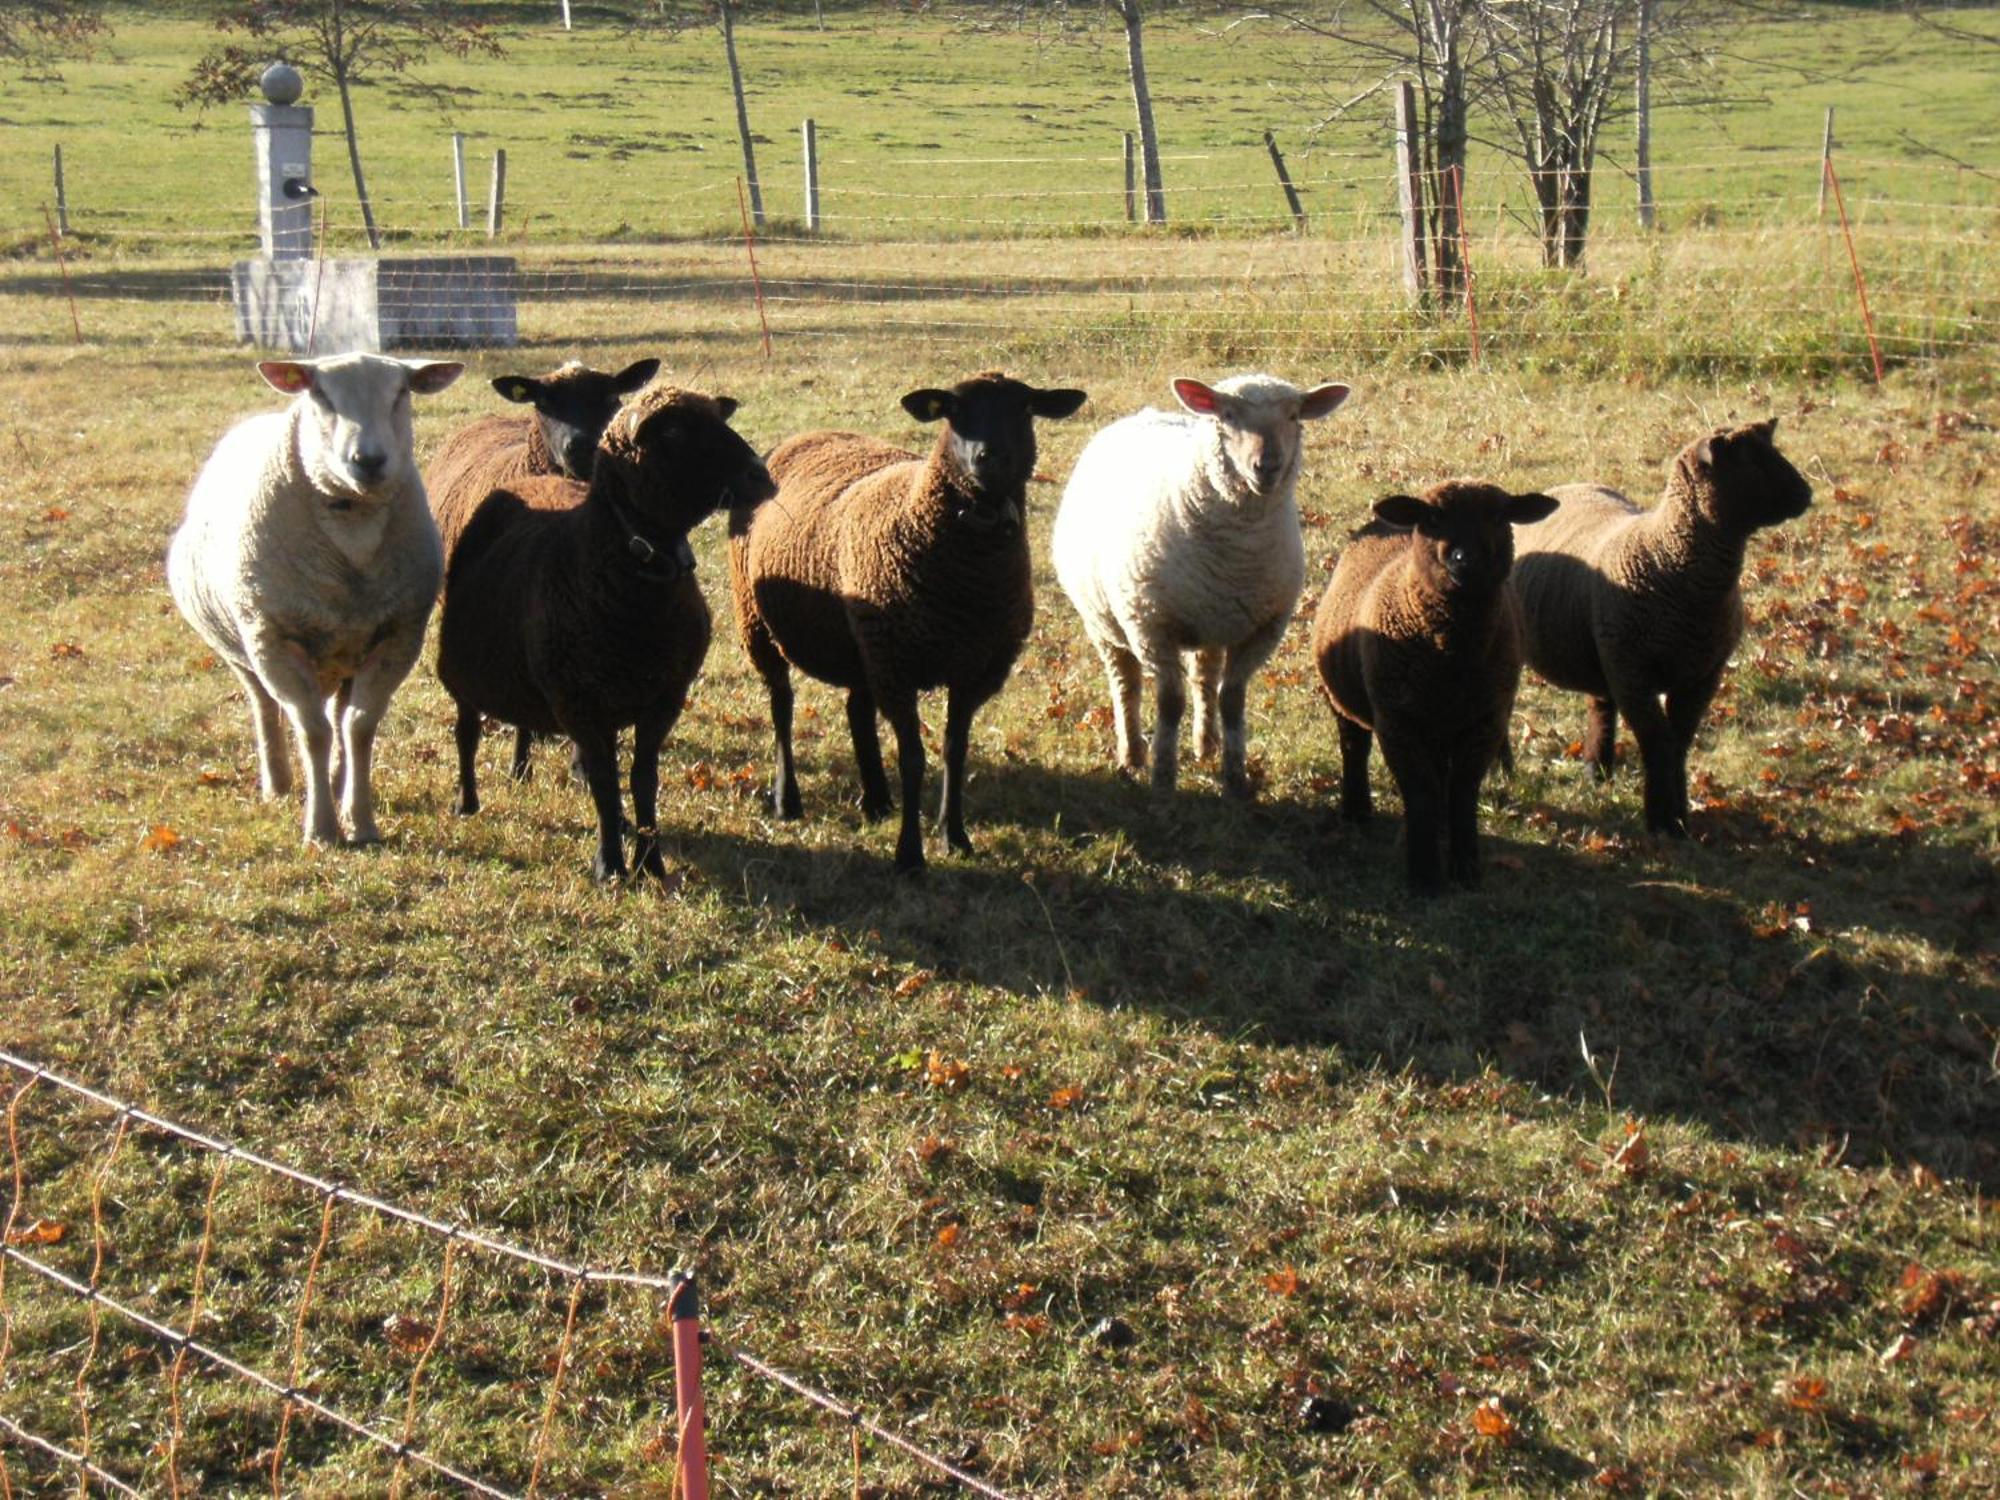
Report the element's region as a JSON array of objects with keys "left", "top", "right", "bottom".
[
  {"left": 1511, "top": 418, "right": 1812, "bottom": 835},
  {"left": 728, "top": 371, "right": 1087, "bottom": 874},
  {"left": 437, "top": 382, "right": 774, "bottom": 884},
  {"left": 1313, "top": 481, "right": 1558, "bottom": 894},
  {"left": 426, "top": 356, "right": 659, "bottom": 779}
]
